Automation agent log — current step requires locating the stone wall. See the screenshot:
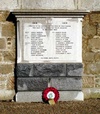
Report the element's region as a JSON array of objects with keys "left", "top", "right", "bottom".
[
  {"left": 82, "top": 12, "right": 100, "bottom": 98},
  {"left": 0, "top": 11, "right": 99, "bottom": 100},
  {"left": 0, "top": 0, "right": 100, "bottom": 100},
  {"left": 0, "top": 11, "right": 15, "bottom": 100}
]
